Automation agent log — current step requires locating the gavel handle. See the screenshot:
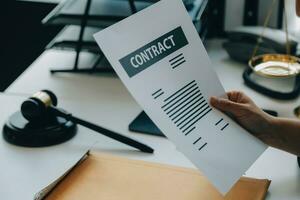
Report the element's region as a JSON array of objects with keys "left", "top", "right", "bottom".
[{"left": 51, "top": 107, "right": 154, "bottom": 153}]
